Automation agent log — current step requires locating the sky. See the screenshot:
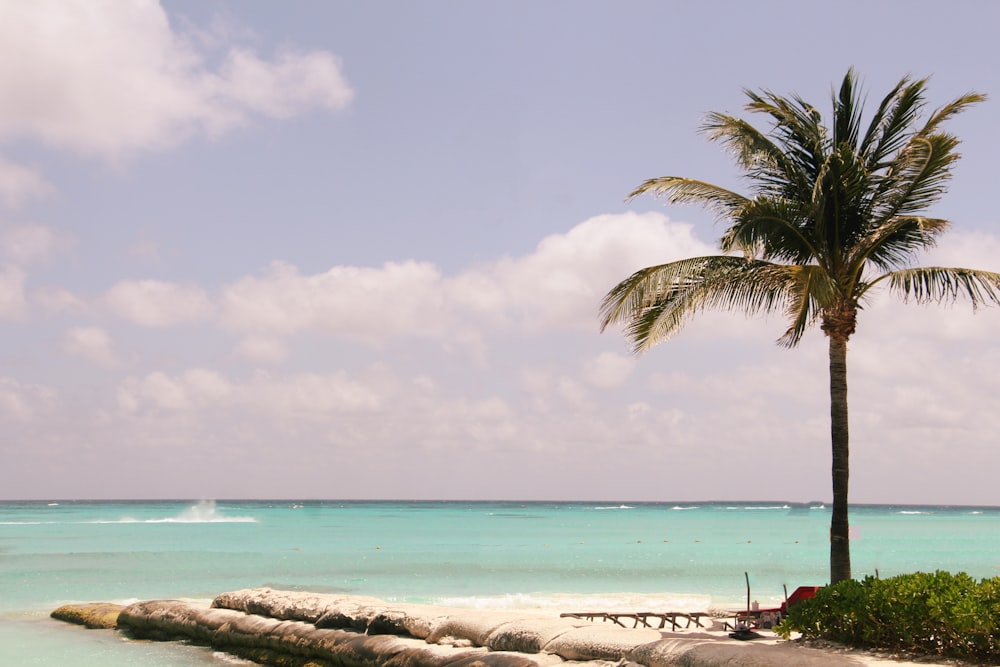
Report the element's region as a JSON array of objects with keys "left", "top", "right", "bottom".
[{"left": 1, "top": 1, "right": 999, "bottom": 504}]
